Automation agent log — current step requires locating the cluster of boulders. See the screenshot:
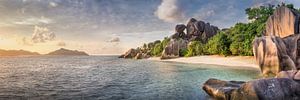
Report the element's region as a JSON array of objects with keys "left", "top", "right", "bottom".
[
  {"left": 253, "top": 6, "right": 300, "bottom": 76},
  {"left": 119, "top": 18, "right": 219, "bottom": 59},
  {"left": 203, "top": 6, "right": 300, "bottom": 99},
  {"left": 119, "top": 48, "right": 151, "bottom": 59},
  {"left": 161, "top": 19, "right": 219, "bottom": 59}
]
